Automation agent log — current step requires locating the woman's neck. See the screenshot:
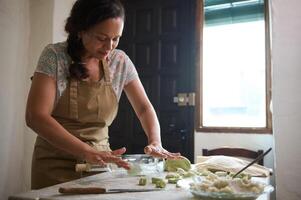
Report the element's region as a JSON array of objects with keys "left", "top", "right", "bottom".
[{"left": 82, "top": 58, "right": 103, "bottom": 83}]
